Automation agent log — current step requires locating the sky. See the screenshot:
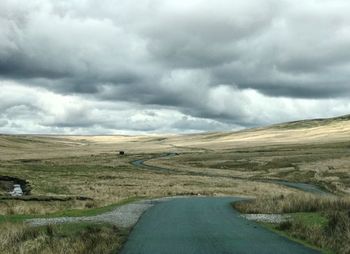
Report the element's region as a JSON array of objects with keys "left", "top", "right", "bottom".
[{"left": 1, "top": 0, "right": 350, "bottom": 134}]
